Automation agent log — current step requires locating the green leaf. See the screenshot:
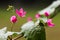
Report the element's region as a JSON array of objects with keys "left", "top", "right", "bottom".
[{"left": 13, "top": 33, "right": 17, "bottom": 37}]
